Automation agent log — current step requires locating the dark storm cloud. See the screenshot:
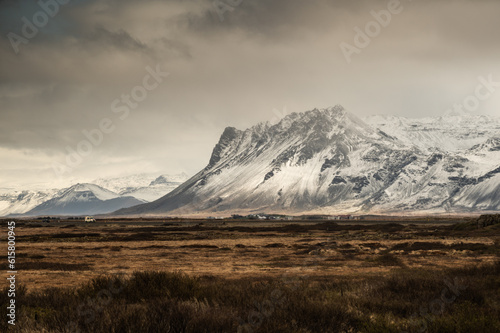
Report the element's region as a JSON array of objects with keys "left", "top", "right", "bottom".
[
  {"left": 0, "top": 0, "right": 499, "bottom": 187},
  {"left": 186, "top": 0, "right": 365, "bottom": 38}
]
